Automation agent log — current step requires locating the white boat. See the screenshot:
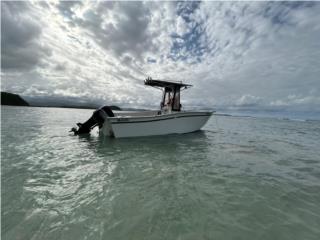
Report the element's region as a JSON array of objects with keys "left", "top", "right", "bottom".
[{"left": 71, "top": 77, "right": 213, "bottom": 138}]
